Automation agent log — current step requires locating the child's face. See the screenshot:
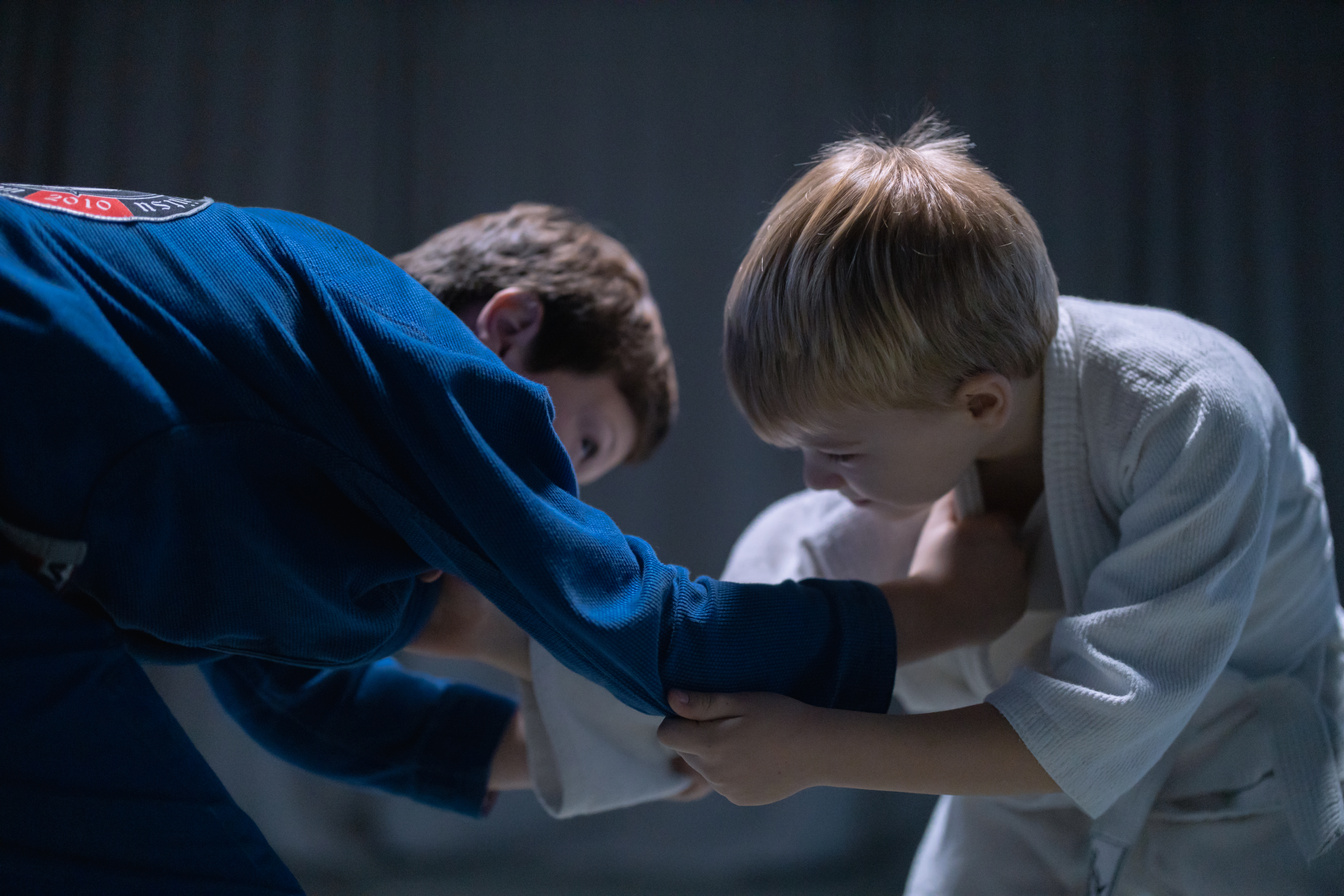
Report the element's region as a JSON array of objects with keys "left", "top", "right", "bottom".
[
  {"left": 528, "top": 367, "right": 637, "bottom": 486},
  {"left": 791, "top": 404, "right": 984, "bottom": 519}
]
